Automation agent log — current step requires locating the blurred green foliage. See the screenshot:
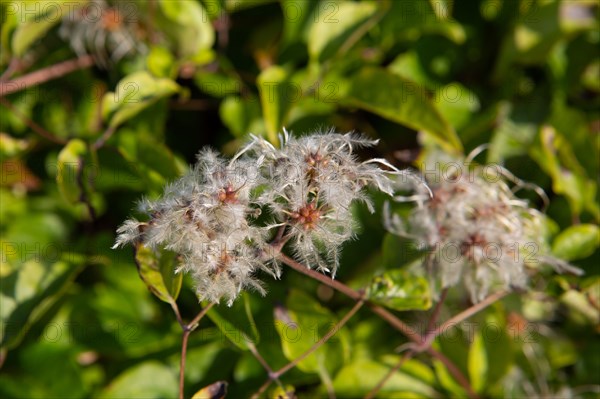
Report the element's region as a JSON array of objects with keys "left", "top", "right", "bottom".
[{"left": 0, "top": 0, "right": 598, "bottom": 398}]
